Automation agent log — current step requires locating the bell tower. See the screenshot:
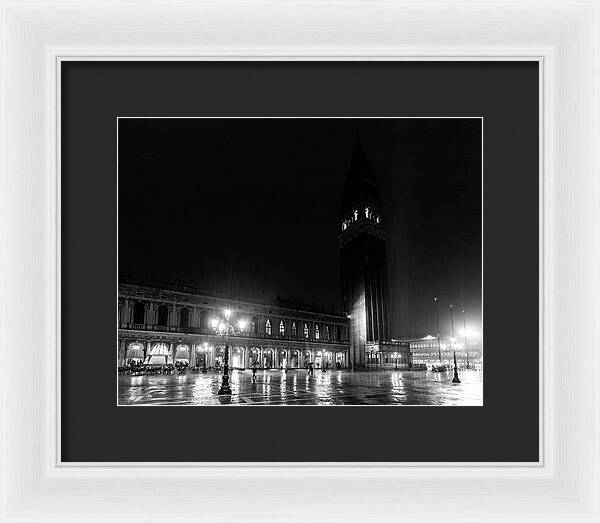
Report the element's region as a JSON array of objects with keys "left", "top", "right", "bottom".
[{"left": 338, "top": 137, "right": 390, "bottom": 367}]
